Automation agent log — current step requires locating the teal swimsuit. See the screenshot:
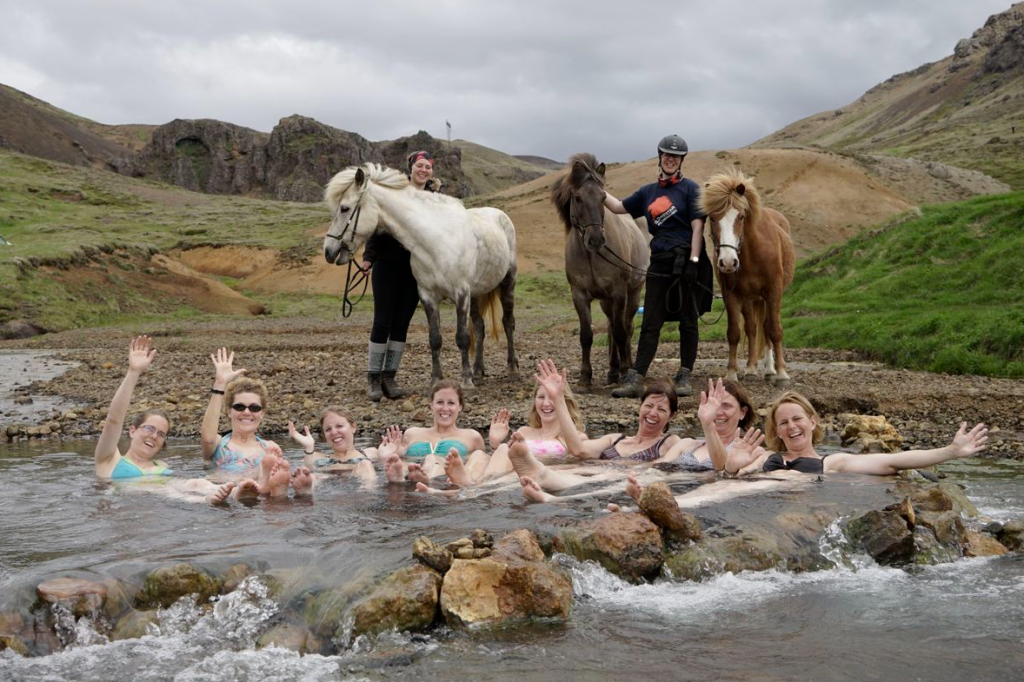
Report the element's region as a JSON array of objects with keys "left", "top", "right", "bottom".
[
  {"left": 405, "top": 440, "right": 470, "bottom": 463},
  {"left": 210, "top": 433, "right": 267, "bottom": 472},
  {"left": 110, "top": 457, "right": 173, "bottom": 479}
]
